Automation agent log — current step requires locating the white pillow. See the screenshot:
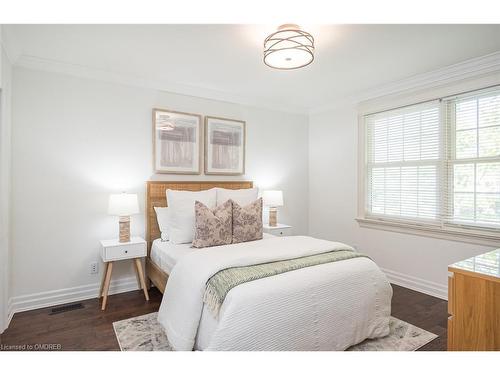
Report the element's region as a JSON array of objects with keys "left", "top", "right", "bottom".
[
  {"left": 154, "top": 206, "right": 169, "bottom": 241},
  {"left": 166, "top": 188, "right": 217, "bottom": 244},
  {"left": 216, "top": 187, "right": 259, "bottom": 206}
]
